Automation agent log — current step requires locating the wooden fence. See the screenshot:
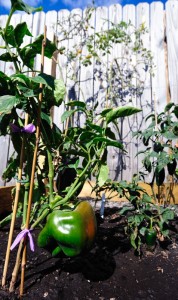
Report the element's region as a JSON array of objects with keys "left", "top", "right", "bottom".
[{"left": 0, "top": 1, "right": 178, "bottom": 186}]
